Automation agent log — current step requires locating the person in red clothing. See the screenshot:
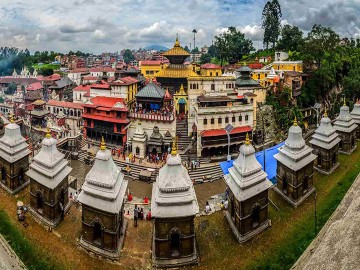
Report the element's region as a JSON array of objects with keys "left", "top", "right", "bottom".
[
  {"left": 143, "top": 196, "right": 149, "bottom": 204},
  {"left": 127, "top": 193, "right": 133, "bottom": 202},
  {"left": 146, "top": 210, "right": 151, "bottom": 220}
]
